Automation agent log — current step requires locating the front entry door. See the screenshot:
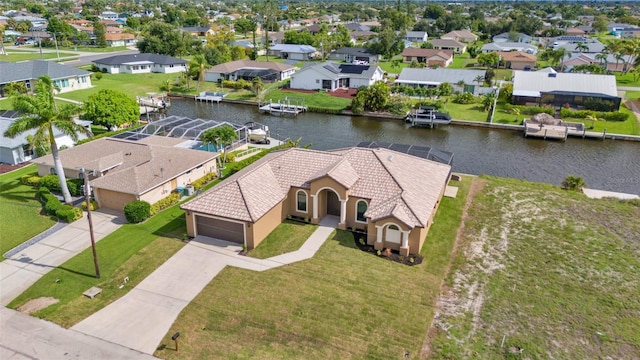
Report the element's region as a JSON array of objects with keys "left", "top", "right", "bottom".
[{"left": 326, "top": 191, "right": 340, "bottom": 216}]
